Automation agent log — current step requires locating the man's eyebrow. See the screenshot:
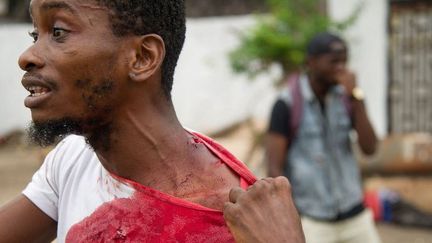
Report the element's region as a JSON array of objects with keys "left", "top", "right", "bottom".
[{"left": 40, "top": 1, "right": 77, "bottom": 15}]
